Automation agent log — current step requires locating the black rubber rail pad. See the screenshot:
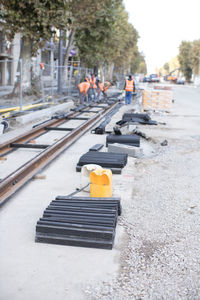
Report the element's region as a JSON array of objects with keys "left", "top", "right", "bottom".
[
  {"left": 123, "top": 113, "right": 151, "bottom": 121},
  {"left": 43, "top": 208, "right": 117, "bottom": 220},
  {"left": 77, "top": 151, "right": 128, "bottom": 169},
  {"left": 76, "top": 165, "right": 122, "bottom": 174},
  {"left": 36, "top": 224, "right": 115, "bottom": 240},
  {"left": 37, "top": 220, "right": 113, "bottom": 231},
  {"left": 42, "top": 213, "right": 117, "bottom": 224},
  {"left": 106, "top": 134, "right": 140, "bottom": 147},
  {"left": 121, "top": 113, "right": 157, "bottom": 125},
  {"left": 54, "top": 196, "right": 122, "bottom": 216},
  {"left": 50, "top": 202, "right": 121, "bottom": 216},
  {"left": 55, "top": 196, "right": 121, "bottom": 204},
  {"left": 50, "top": 202, "right": 119, "bottom": 213},
  {"left": 89, "top": 144, "right": 104, "bottom": 151},
  {"left": 47, "top": 205, "right": 117, "bottom": 215},
  {"left": 40, "top": 216, "right": 116, "bottom": 227},
  {"left": 35, "top": 233, "right": 114, "bottom": 250}
]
